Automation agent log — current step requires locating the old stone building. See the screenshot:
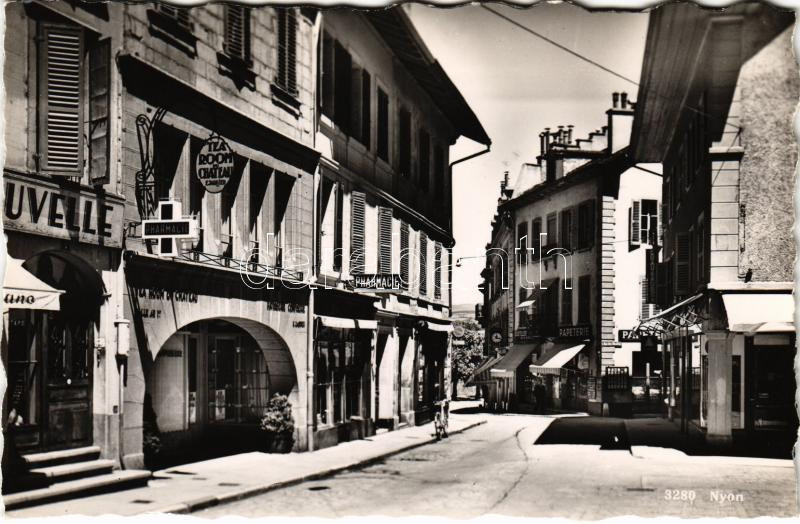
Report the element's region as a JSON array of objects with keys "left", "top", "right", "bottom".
[{"left": 632, "top": 3, "right": 797, "bottom": 456}]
